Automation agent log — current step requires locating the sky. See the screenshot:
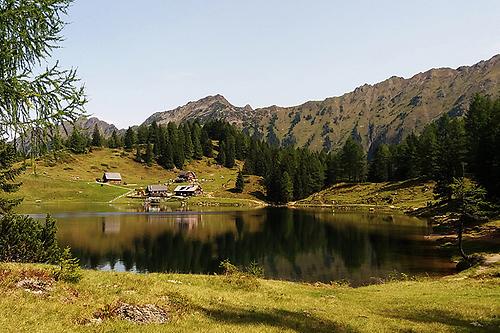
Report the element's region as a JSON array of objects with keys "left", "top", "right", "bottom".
[{"left": 51, "top": 0, "right": 500, "bottom": 128}]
